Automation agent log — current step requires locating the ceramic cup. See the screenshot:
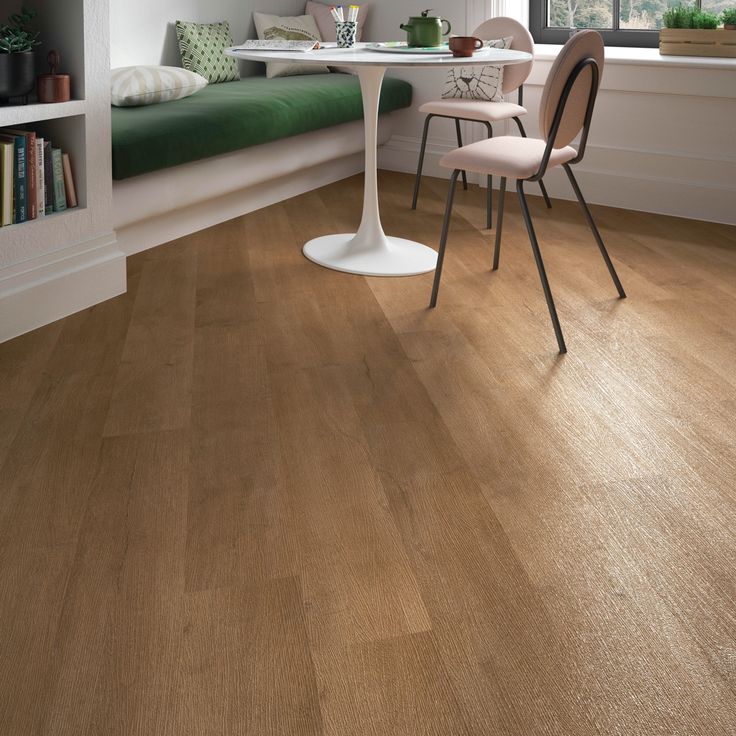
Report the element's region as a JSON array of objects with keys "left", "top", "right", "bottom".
[
  {"left": 336, "top": 21, "right": 357, "bottom": 48},
  {"left": 449, "top": 36, "right": 484, "bottom": 57}
]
